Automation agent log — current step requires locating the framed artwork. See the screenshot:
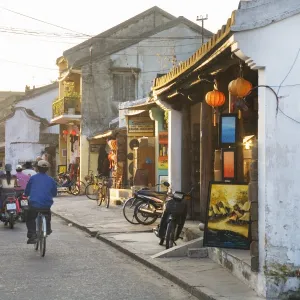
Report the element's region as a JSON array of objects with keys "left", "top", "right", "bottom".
[
  {"left": 62, "top": 149, "right": 67, "bottom": 157},
  {"left": 58, "top": 165, "right": 67, "bottom": 174},
  {"left": 219, "top": 114, "right": 238, "bottom": 146},
  {"left": 159, "top": 175, "right": 169, "bottom": 192},
  {"left": 221, "top": 148, "right": 237, "bottom": 181},
  {"left": 203, "top": 182, "right": 251, "bottom": 250}
]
